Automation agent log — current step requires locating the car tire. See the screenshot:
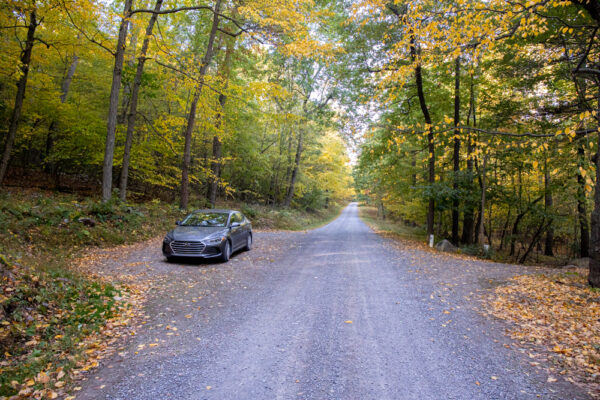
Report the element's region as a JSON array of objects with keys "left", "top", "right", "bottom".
[
  {"left": 221, "top": 240, "right": 232, "bottom": 262},
  {"left": 166, "top": 256, "right": 174, "bottom": 262},
  {"left": 244, "top": 233, "right": 253, "bottom": 251}
]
